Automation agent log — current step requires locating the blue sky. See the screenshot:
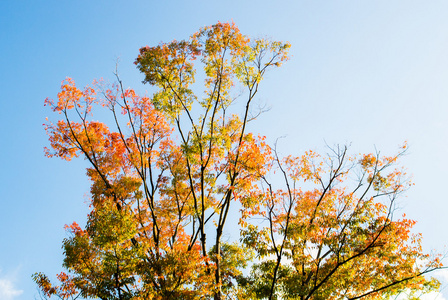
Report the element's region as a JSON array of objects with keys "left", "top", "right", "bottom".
[{"left": 1, "top": 1, "right": 448, "bottom": 299}]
